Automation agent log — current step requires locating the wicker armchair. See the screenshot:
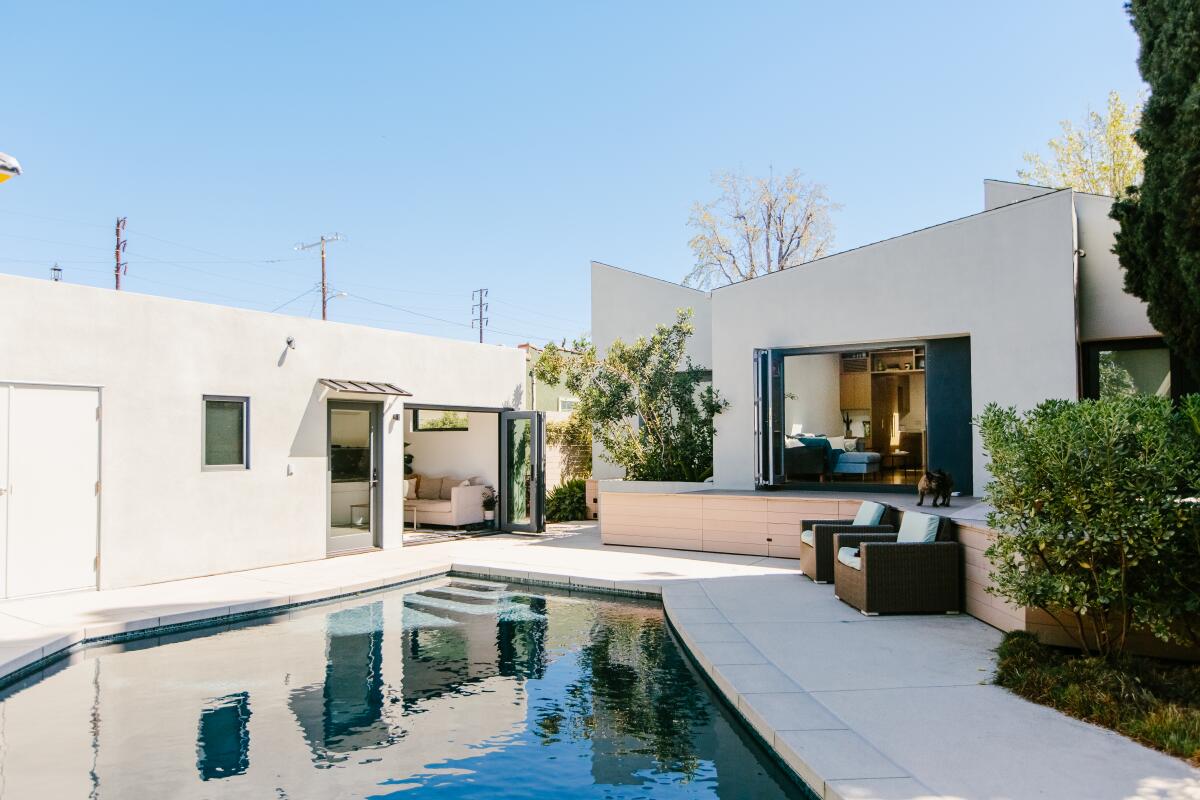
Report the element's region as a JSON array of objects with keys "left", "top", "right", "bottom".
[
  {"left": 798, "top": 501, "right": 895, "bottom": 583},
  {"left": 832, "top": 514, "right": 961, "bottom": 615}
]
